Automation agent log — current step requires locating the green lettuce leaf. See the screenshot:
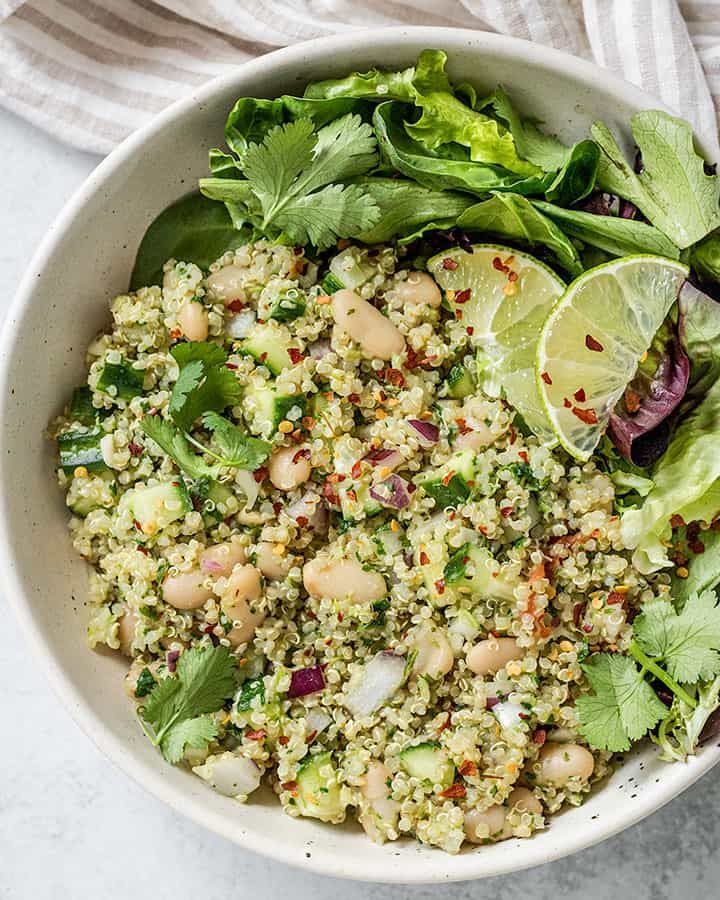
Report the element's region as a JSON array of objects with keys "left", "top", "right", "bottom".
[
  {"left": 679, "top": 281, "right": 720, "bottom": 407},
  {"left": 592, "top": 111, "right": 720, "bottom": 249},
  {"left": 690, "top": 229, "right": 720, "bottom": 286}
]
